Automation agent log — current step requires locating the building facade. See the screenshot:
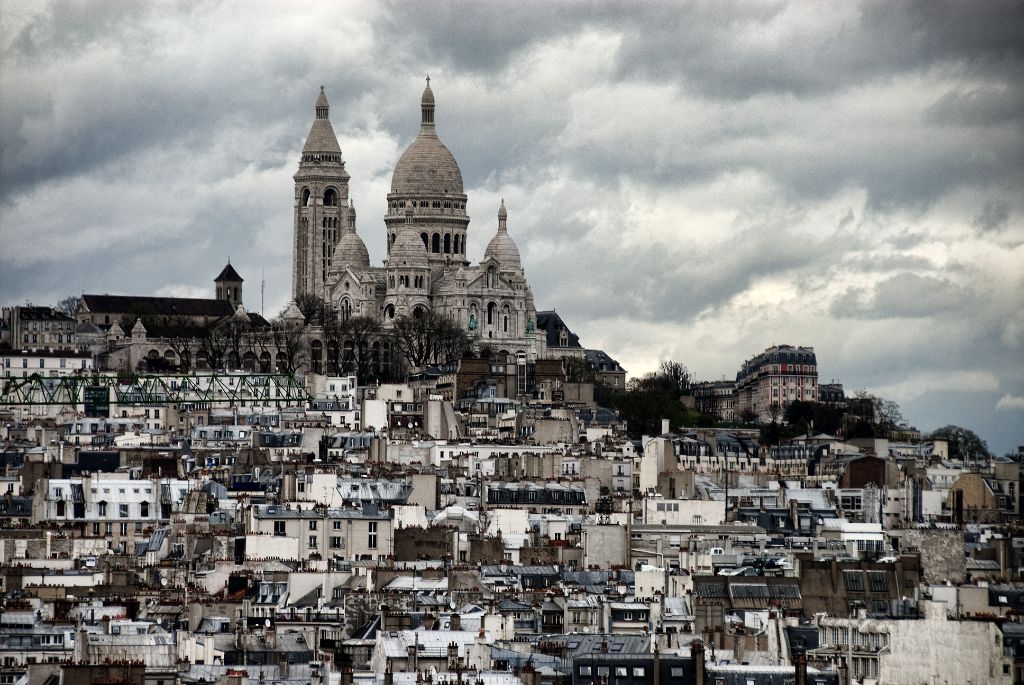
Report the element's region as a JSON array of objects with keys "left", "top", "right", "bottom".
[{"left": 736, "top": 344, "right": 819, "bottom": 422}]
